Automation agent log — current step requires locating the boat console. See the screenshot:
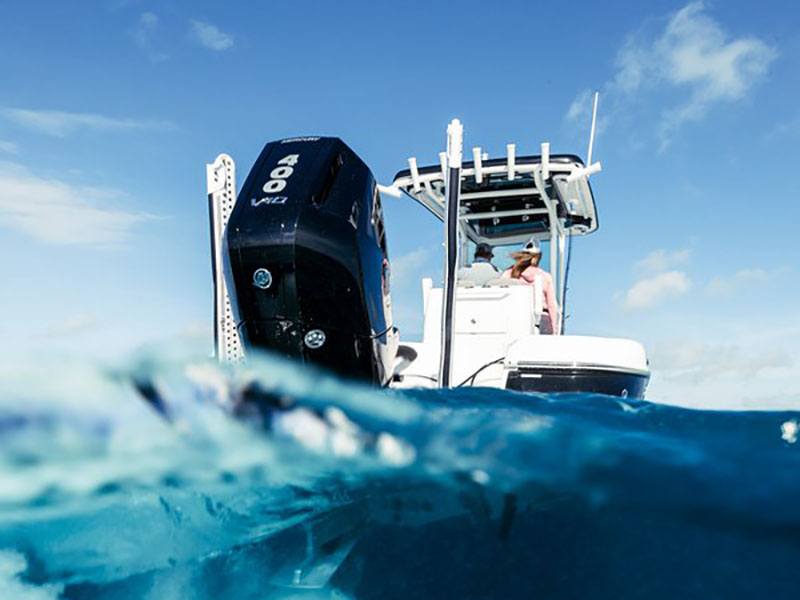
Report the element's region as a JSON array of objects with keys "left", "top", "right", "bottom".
[{"left": 385, "top": 138, "right": 649, "bottom": 397}]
